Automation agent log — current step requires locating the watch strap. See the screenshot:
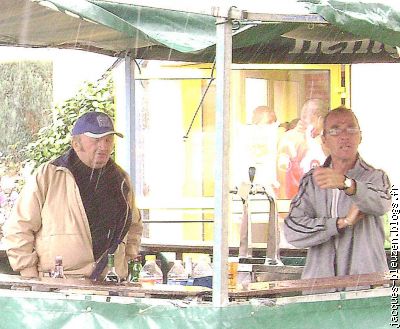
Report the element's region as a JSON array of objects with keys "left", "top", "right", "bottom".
[{"left": 338, "top": 175, "right": 347, "bottom": 190}]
